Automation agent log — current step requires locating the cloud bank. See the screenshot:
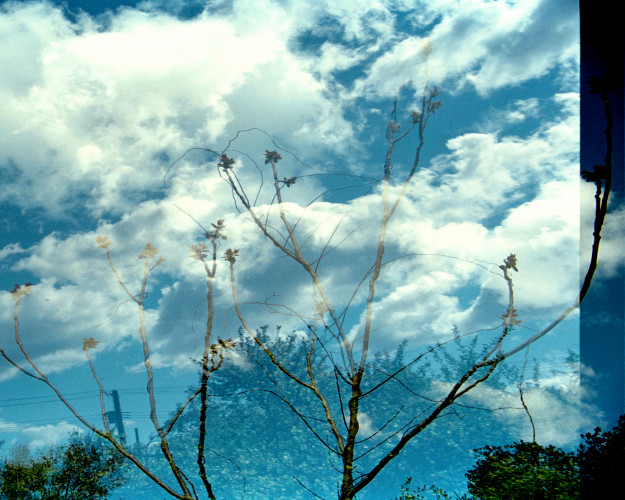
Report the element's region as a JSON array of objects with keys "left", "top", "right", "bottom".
[{"left": 0, "top": 0, "right": 610, "bottom": 450}]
